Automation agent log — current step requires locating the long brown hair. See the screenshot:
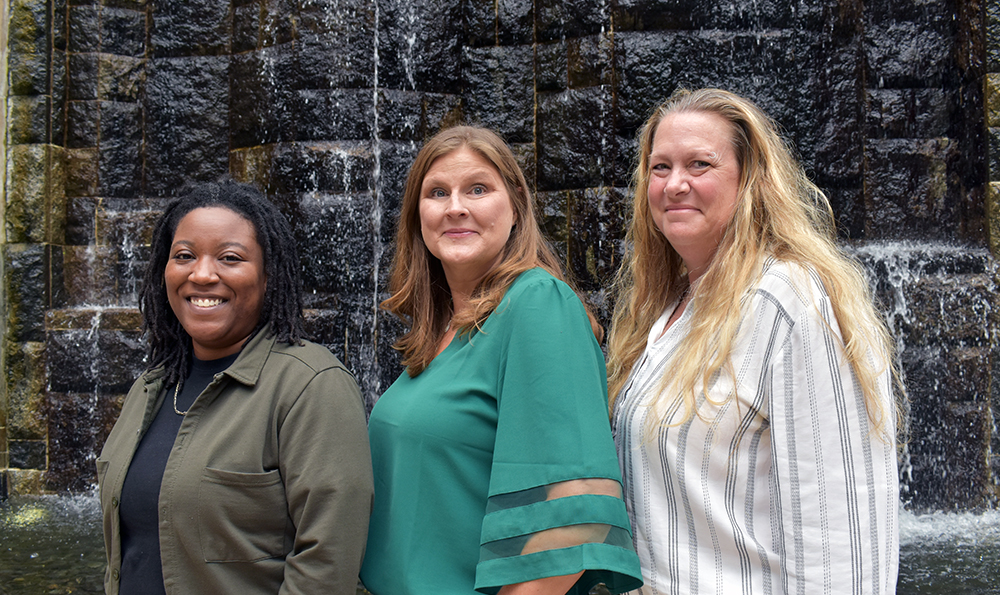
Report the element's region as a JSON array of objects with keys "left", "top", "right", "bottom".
[
  {"left": 382, "top": 125, "right": 600, "bottom": 376},
  {"left": 607, "top": 89, "right": 898, "bottom": 438}
]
